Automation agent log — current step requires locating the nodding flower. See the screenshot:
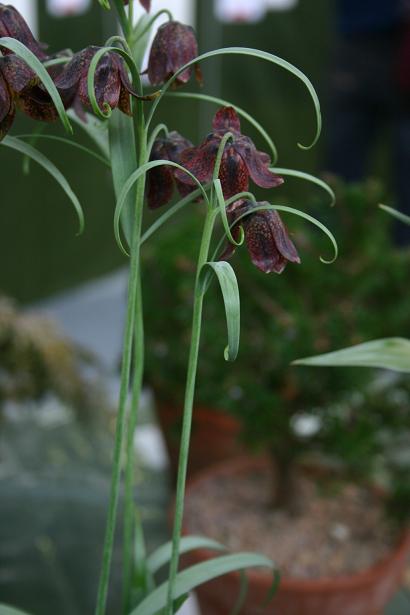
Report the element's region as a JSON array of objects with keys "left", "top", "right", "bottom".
[
  {"left": 0, "top": 54, "right": 58, "bottom": 140},
  {"left": 147, "top": 21, "right": 201, "bottom": 87},
  {"left": 54, "top": 46, "right": 141, "bottom": 116},
  {"left": 146, "top": 130, "right": 195, "bottom": 209},
  {"left": 0, "top": 4, "right": 48, "bottom": 60},
  {"left": 220, "top": 199, "right": 301, "bottom": 274},
  {"left": 175, "top": 106, "right": 283, "bottom": 199}
]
